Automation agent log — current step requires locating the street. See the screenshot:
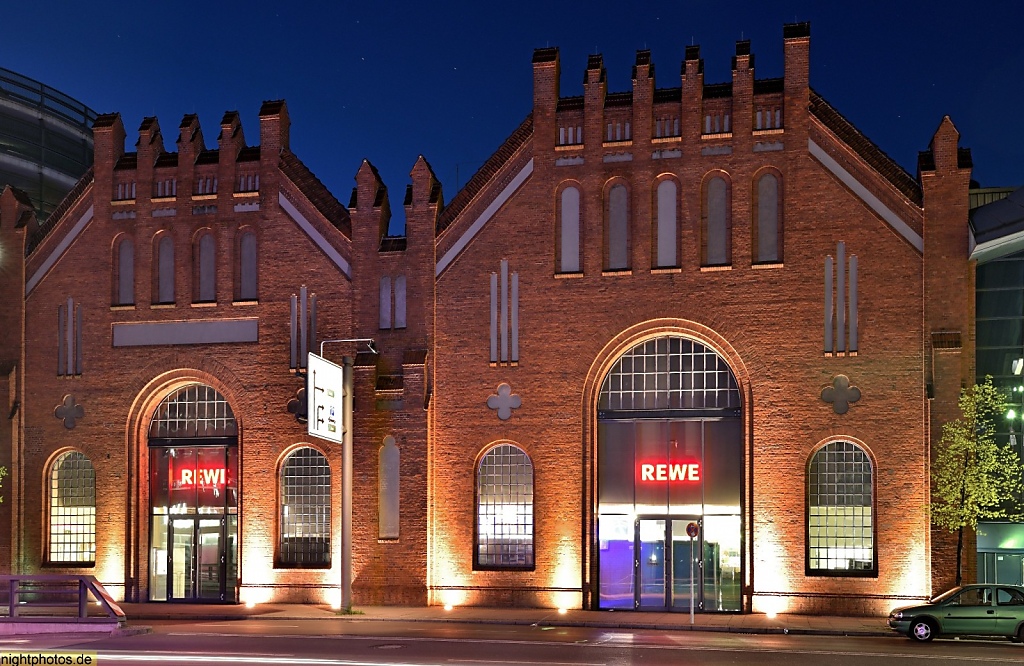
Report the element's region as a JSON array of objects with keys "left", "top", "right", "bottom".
[{"left": 2, "top": 619, "right": 1023, "bottom": 665}]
